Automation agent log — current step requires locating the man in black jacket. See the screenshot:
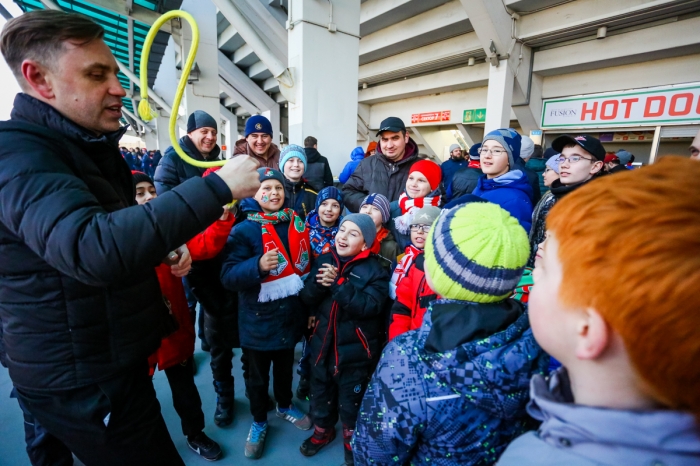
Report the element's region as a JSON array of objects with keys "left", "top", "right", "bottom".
[
  {"left": 0, "top": 11, "right": 259, "bottom": 465},
  {"left": 342, "top": 117, "right": 419, "bottom": 212},
  {"left": 303, "top": 136, "right": 334, "bottom": 192}
]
